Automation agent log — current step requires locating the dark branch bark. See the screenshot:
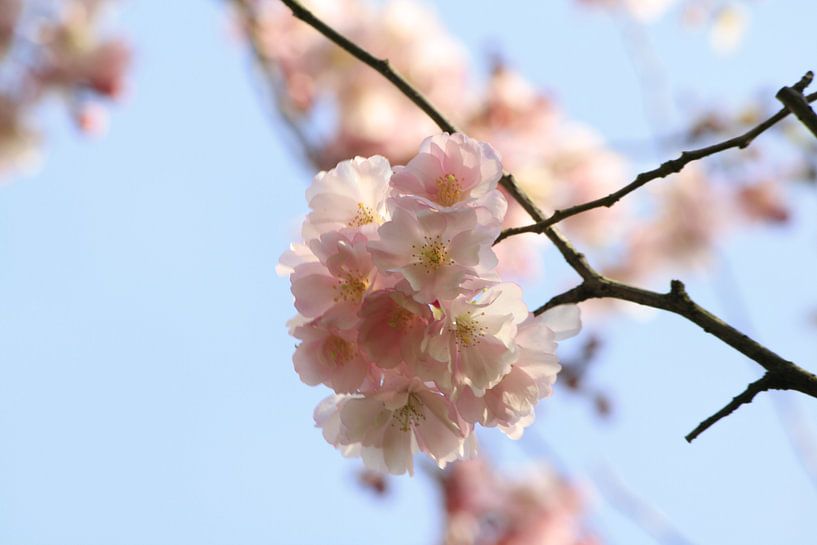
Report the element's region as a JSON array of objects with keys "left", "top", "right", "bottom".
[
  {"left": 274, "top": 0, "right": 817, "bottom": 441},
  {"left": 684, "top": 376, "right": 774, "bottom": 443},
  {"left": 776, "top": 71, "right": 817, "bottom": 139}
]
